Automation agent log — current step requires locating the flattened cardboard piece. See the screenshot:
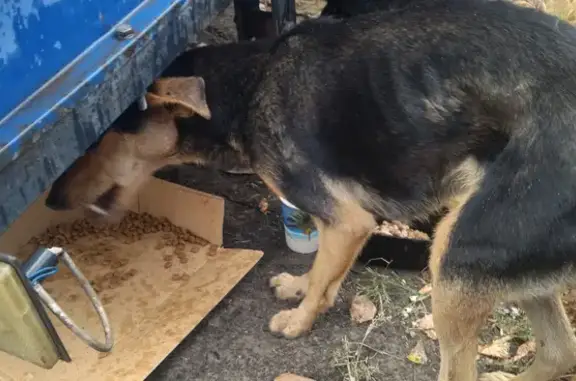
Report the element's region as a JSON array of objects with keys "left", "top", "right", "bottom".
[
  {"left": 0, "top": 178, "right": 262, "bottom": 381},
  {"left": 138, "top": 177, "right": 225, "bottom": 245}
]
